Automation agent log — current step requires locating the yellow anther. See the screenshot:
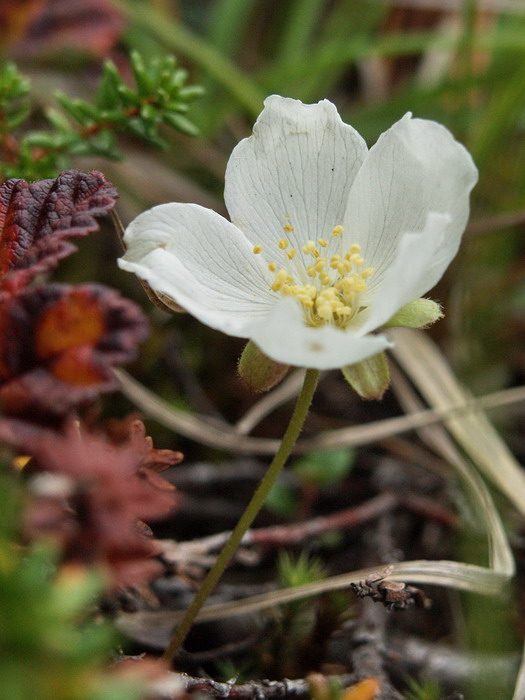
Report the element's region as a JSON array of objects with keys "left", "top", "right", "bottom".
[
  {"left": 336, "top": 305, "right": 352, "bottom": 316},
  {"left": 283, "top": 224, "right": 294, "bottom": 232},
  {"left": 319, "top": 287, "right": 337, "bottom": 300},
  {"left": 266, "top": 235, "right": 370, "bottom": 330},
  {"left": 338, "top": 276, "right": 357, "bottom": 291},
  {"left": 253, "top": 244, "right": 263, "bottom": 254},
  {"left": 271, "top": 269, "right": 289, "bottom": 292}
]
